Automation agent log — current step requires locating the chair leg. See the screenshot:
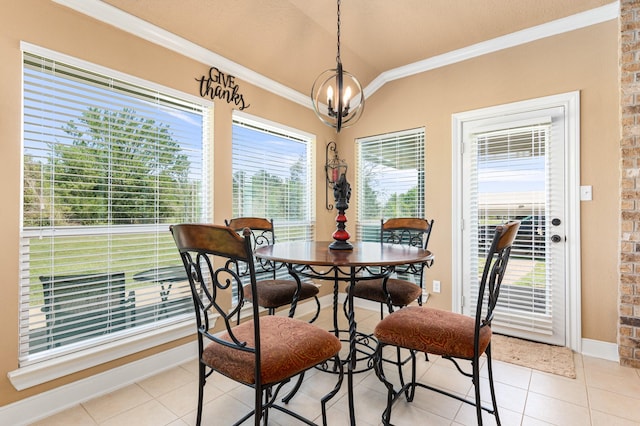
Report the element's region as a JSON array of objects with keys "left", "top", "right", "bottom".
[
  {"left": 262, "top": 387, "right": 270, "bottom": 426},
  {"left": 486, "top": 344, "right": 501, "bottom": 425},
  {"left": 308, "top": 296, "right": 321, "bottom": 323},
  {"left": 472, "top": 356, "right": 483, "bottom": 426},
  {"left": 342, "top": 296, "right": 349, "bottom": 322},
  {"left": 373, "top": 343, "right": 396, "bottom": 425},
  {"left": 254, "top": 384, "right": 264, "bottom": 426},
  {"left": 320, "top": 353, "right": 344, "bottom": 426},
  {"left": 395, "top": 346, "right": 405, "bottom": 389},
  {"left": 196, "top": 362, "right": 206, "bottom": 426},
  {"left": 281, "top": 372, "right": 304, "bottom": 403},
  {"left": 391, "top": 347, "right": 418, "bottom": 401},
  {"left": 406, "top": 349, "right": 417, "bottom": 402}
]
